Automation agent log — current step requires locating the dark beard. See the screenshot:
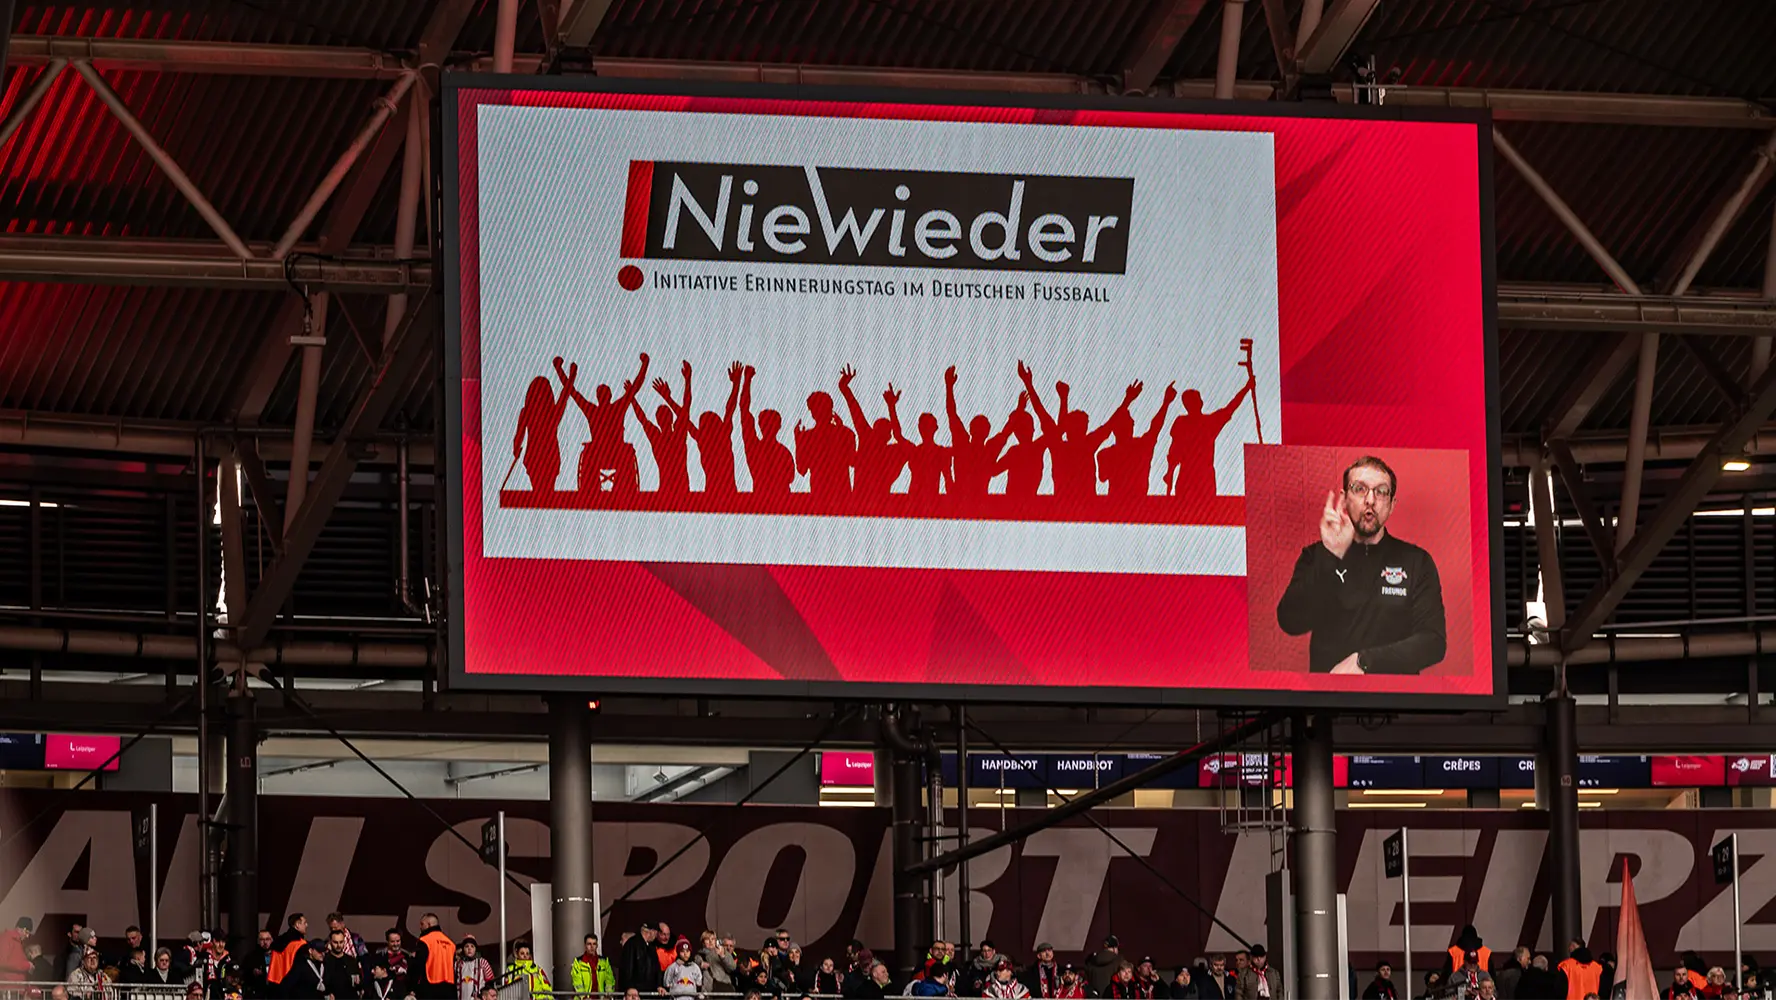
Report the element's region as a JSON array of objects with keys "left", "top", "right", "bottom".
[{"left": 1353, "top": 512, "right": 1383, "bottom": 540}]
